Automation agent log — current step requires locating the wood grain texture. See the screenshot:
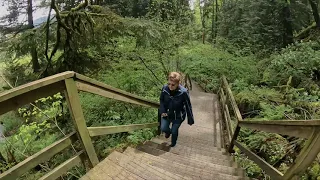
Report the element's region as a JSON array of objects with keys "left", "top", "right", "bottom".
[
  {"left": 64, "top": 78, "right": 99, "bottom": 167},
  {"left": 88, "top": 123, "right": 159, "bottom": 137},
  {"left": 75, "top": 73, "right": 159, "bottom": 108}
]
